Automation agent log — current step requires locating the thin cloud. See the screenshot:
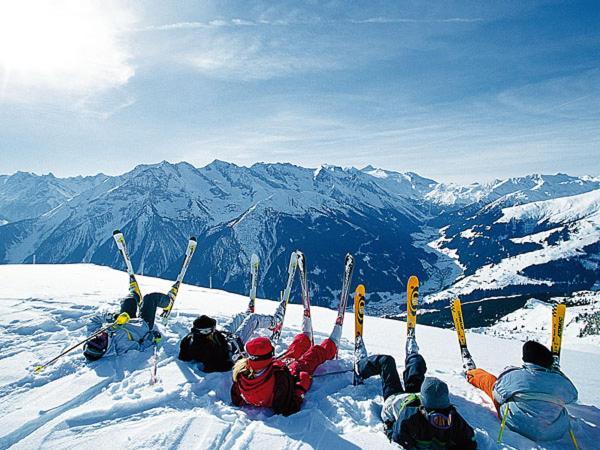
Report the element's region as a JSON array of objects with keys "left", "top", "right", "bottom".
[
  {"left": 149, "top": 16, "right": 483, "bottom": 31},
  {"left": 184, "top": 36, "right": 339, "bottom": 80},
  {"left": 350, "top": 17, "right": 484, "bottom": 24},
  {"left": 146, "top": 18, "right": 257, "bottom": 31},
  {"left": 148, "top": 21, "right": 209, "bottom": 31}
]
